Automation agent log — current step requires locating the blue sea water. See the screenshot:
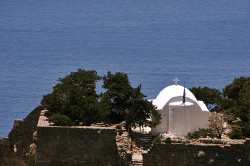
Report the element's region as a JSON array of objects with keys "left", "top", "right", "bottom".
[{"left": 0, "top": 0, "right": 249, "bottom": 137}]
